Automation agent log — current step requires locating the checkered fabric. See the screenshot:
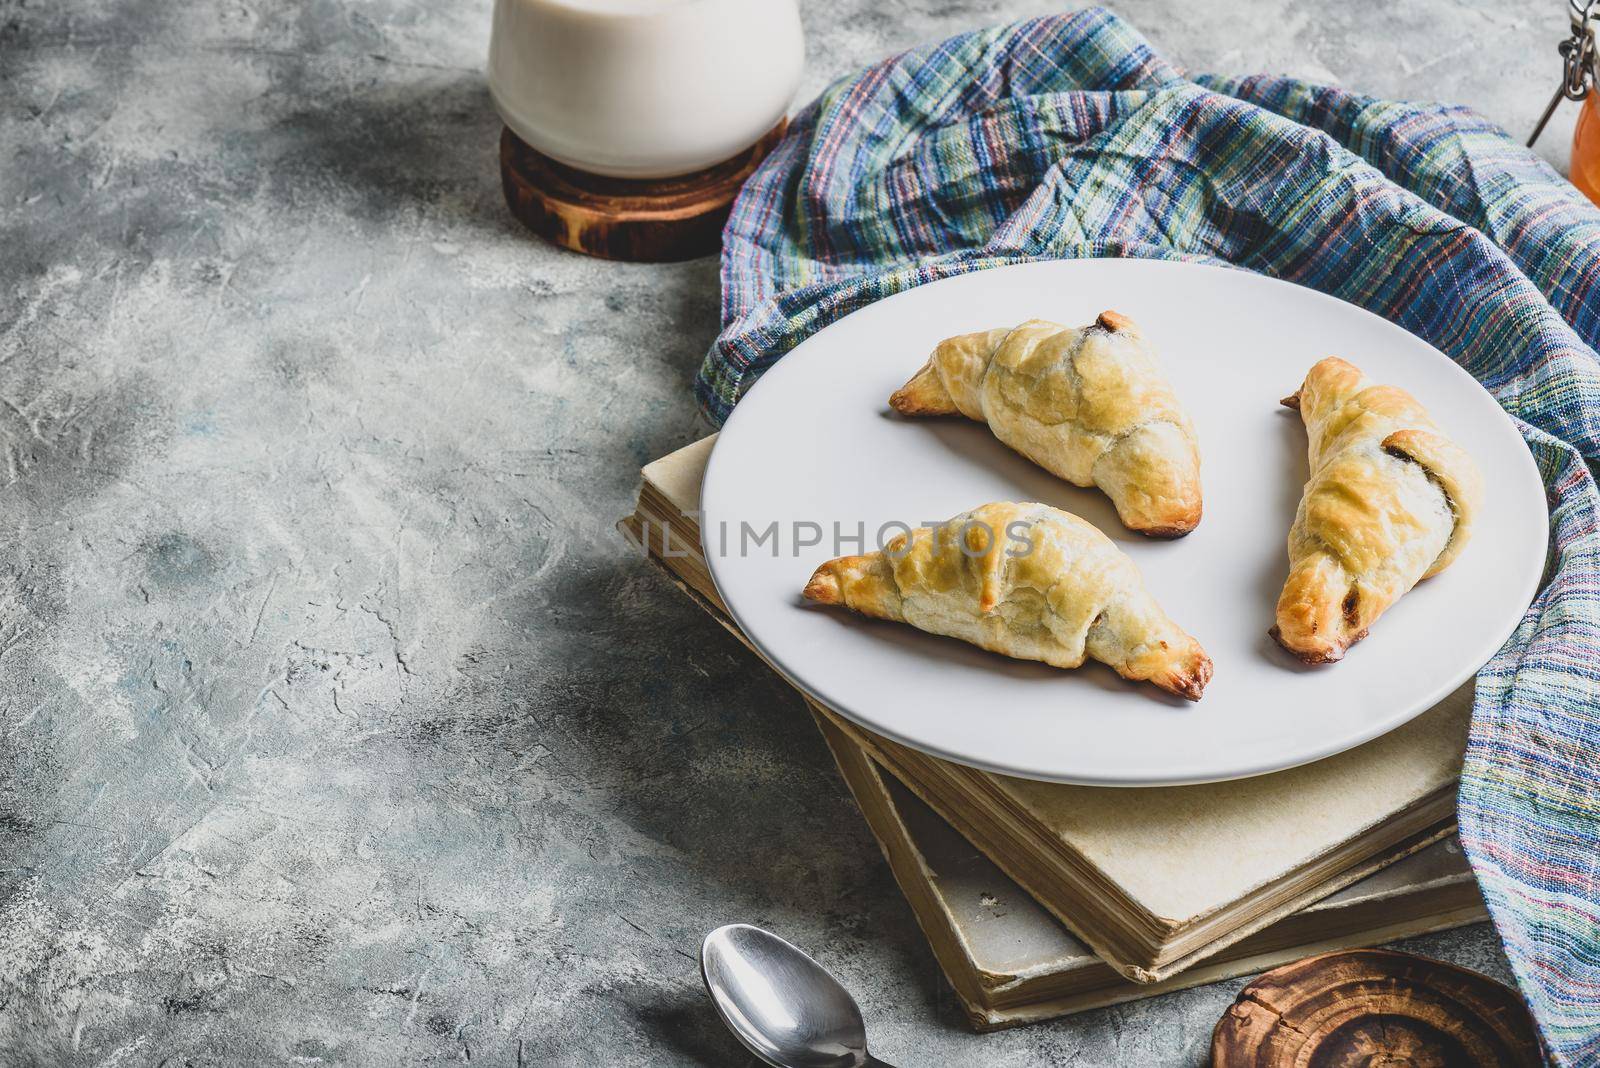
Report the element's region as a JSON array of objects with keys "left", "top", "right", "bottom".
[{"left": 700, "top": 9, "right": 1600, "bottom": 1062}]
